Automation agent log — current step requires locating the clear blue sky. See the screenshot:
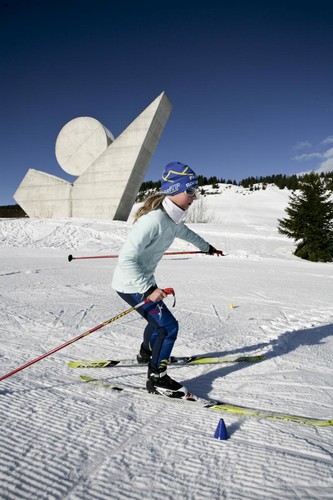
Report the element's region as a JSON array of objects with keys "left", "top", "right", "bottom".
[{"left": 1, "top": 0, "right": 333, "bottom": 205}]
